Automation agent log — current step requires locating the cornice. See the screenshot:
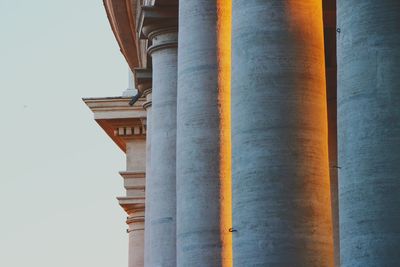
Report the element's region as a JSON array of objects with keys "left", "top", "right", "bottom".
[
  {"left": 103, "top": 0, "right": 140, "bottom": 71},
  {"left": 142, "top": 88, "right": 152, "bottom": 110},
  {"left": 119, "top": 171, "right": 146, "bottom": 179},
  {"left": 118, "top": 196, "right": 145, "bottom": 214},
  {"left": 83, "top": 97, "right": 147, "bottom": 152},
  {"left": 102, "top": 0, "right": 178, "bottom": 73},
  {"left": 119, "top": 171, "right": 146, "bottom": 191},
  {"left": 83, "top": 97, "right": 145, "bottom": 117}
]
